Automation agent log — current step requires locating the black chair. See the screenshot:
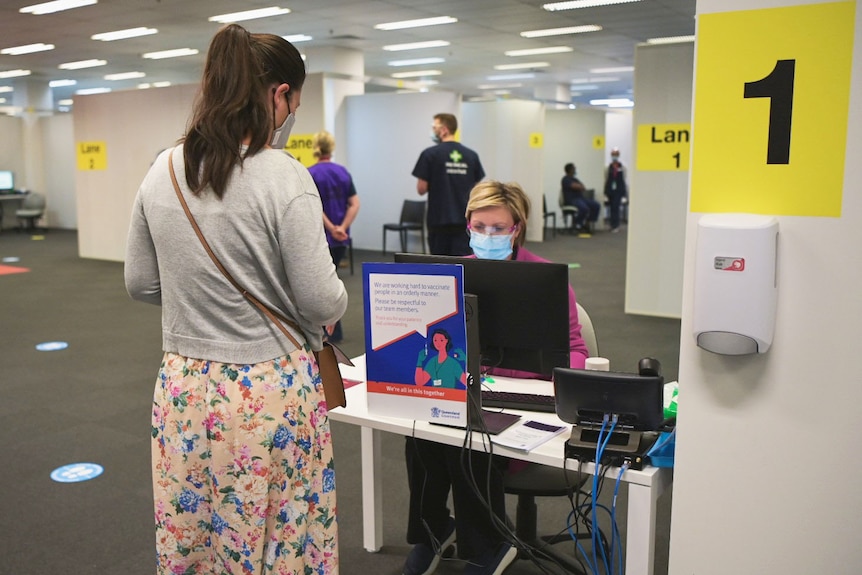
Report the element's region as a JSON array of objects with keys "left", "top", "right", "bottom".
[
  {"left": 382, "top": 200, "right": 426, "bottom": 254},
  {"left": 543, "top": 196, "right": 556, "bottom": 239},
  {"left": 558, "top": 188, "right": 579, "bottom": 234}
]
